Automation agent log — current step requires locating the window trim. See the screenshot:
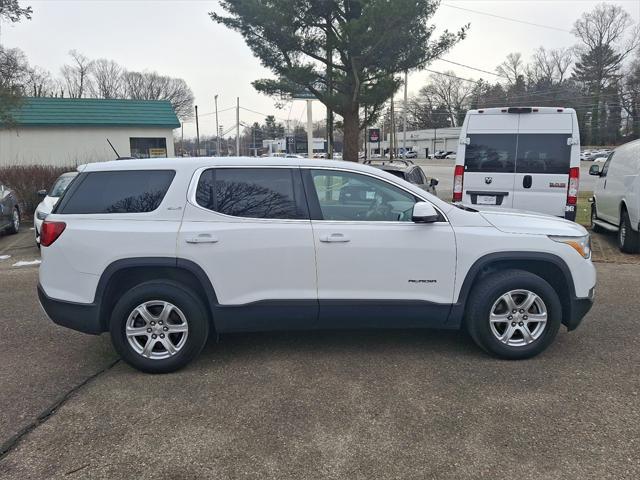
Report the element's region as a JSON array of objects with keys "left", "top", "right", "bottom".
[
  {"left": 187, "top": 166, "right": 311, "bottom": 222},
  {"left": 300, "top": 166, "right": 448, "bottom": 224}
]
